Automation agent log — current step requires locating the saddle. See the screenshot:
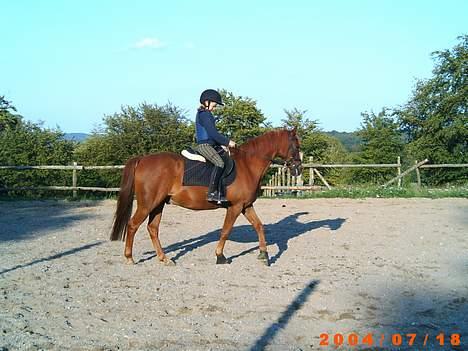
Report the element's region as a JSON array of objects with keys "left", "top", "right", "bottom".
[{"left": 181, "top": 146, "right": 236, "bottom": 187}]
